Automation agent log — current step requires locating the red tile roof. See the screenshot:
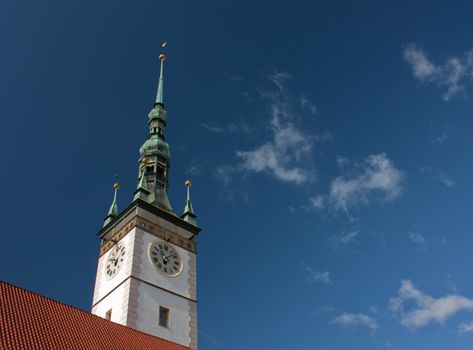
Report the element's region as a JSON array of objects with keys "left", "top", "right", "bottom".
[{"left": 0, "top": 281, "right": 190, "bottom": 350}]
